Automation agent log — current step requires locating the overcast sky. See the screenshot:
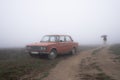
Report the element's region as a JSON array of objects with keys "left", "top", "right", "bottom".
[{"left": 0, "top": 0, "right": 120, "bottom": 48}]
